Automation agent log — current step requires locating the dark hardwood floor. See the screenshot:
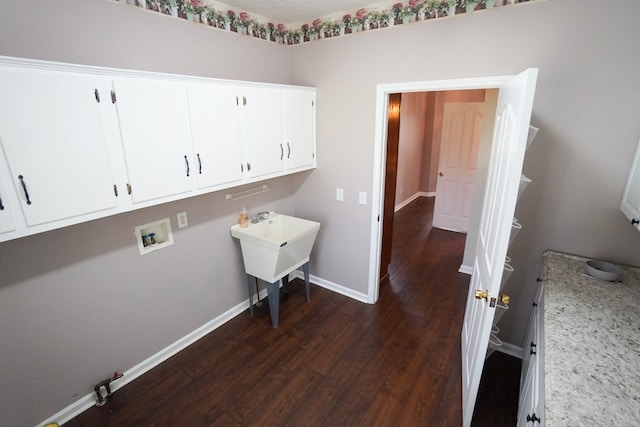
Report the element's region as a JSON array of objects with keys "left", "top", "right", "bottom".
[{"left": 70, "top": 196, "right": 519, "bottom": 426}]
